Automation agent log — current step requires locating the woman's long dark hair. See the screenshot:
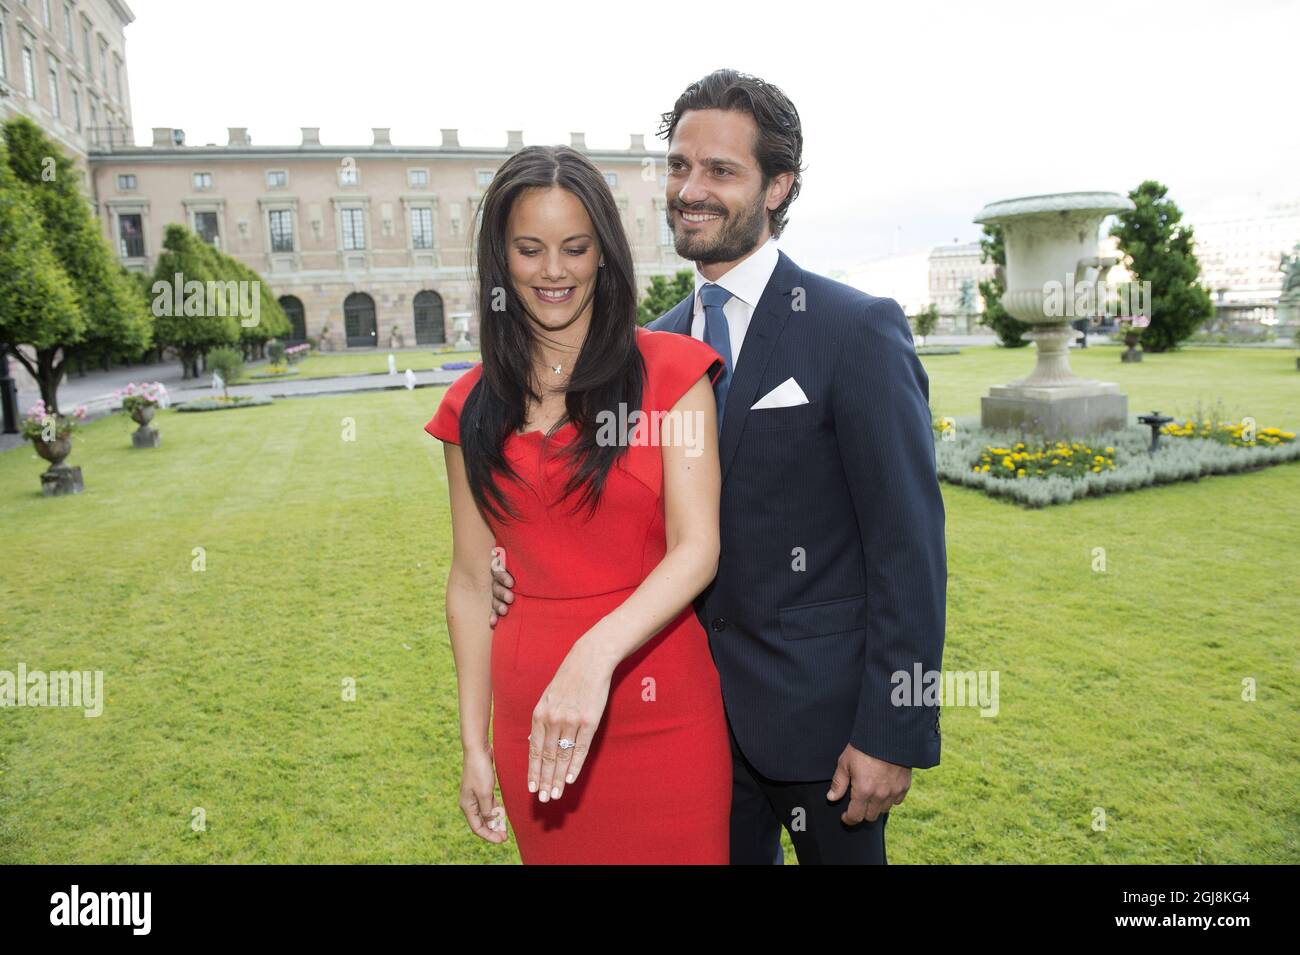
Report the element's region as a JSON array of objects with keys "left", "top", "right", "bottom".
[{"left": 459, "top": 145, "right": 644, "bottom": 524}]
